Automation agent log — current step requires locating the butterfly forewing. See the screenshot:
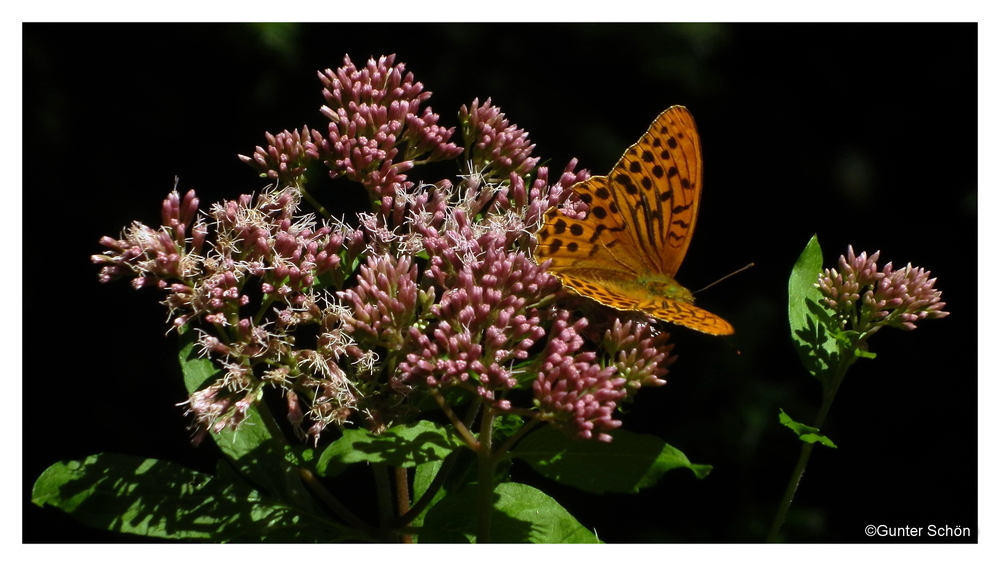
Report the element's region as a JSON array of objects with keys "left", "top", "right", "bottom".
[
  {"left": 611, "top": 106, "right": 702, "bottom": 276},
  {"left": 535, "top": 176, "right": 646, "bottom": 278}
]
